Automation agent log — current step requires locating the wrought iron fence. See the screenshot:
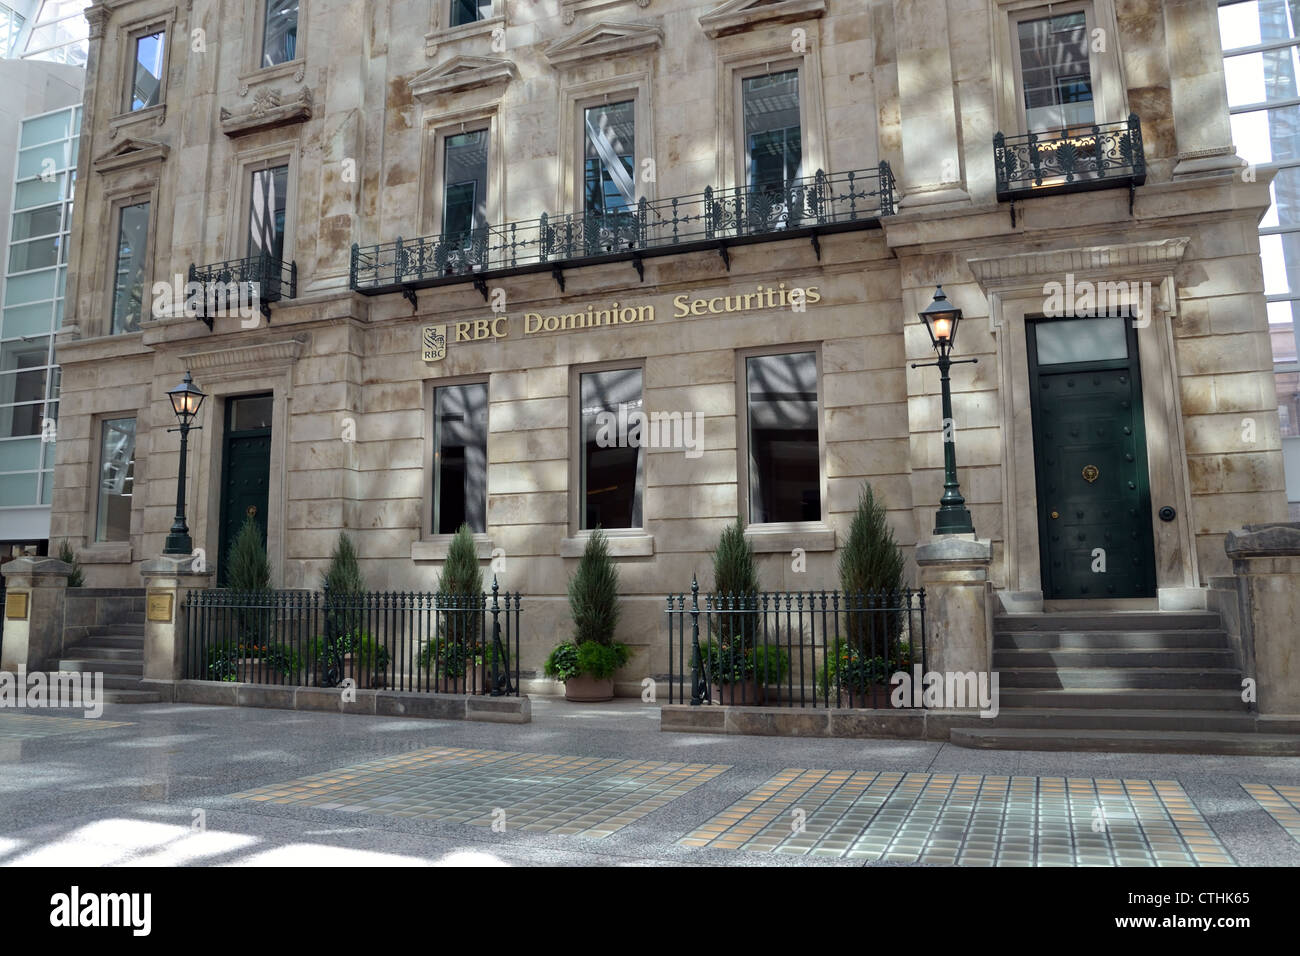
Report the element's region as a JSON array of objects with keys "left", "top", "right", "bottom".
[
  {"left": 350, "top": 165, "right": 895, "bottom": 294},
  {"left": 665, "top": 577, "right": 926, "bottom": 709},
  {"left": 993, "top": 114, "right": 1145, "bottom": 200},
  {"left": 187, "top": 252, "right": 298, "bottom": 326},
  {"left": 183, "top": 580, "right": 521, "bottom": 696}
]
